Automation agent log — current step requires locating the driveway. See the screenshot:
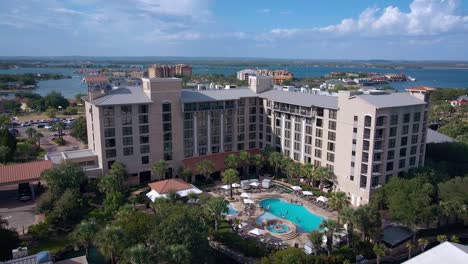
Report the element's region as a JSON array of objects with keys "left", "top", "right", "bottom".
[{"left": 0, "top": 185, "right": 38, "bottom": 234}]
